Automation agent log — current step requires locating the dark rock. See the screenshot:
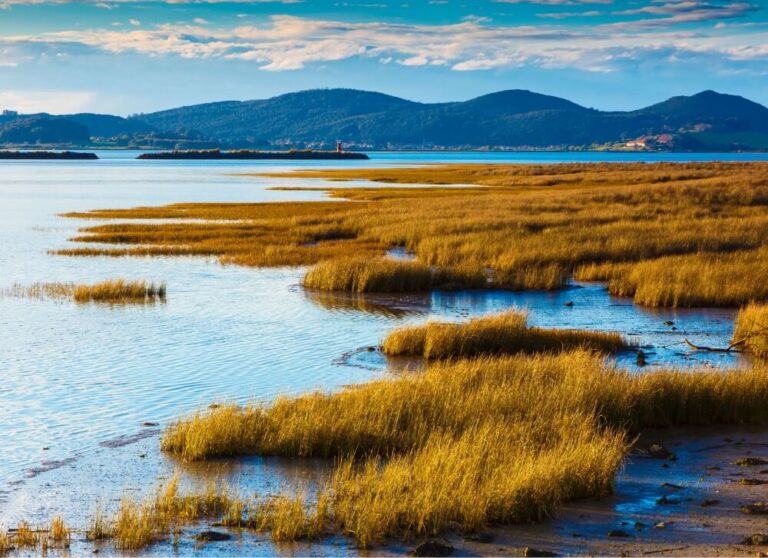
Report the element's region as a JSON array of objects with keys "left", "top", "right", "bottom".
[
  {"left": 734, "top": 457, "right": 768, "bottom": 467},
  {"left": 608, "top": 530, "right": 630, "bottom": 538},
  {"left": 707, "top": 465, "right": 721, "bottom": 471},
  {"left": 664, "top": 320, "right": 674, "bottom": 326},
  {"left": 636, "top": 350, "right": 646, "bottom": 367},
  {"left": 141, "top": 421, "right": 159, "bottom": 427},
  {"left": 564, "top": 301, "right": 574, "bottom": 307},
  {"left": 634, "top": 522, "right": 647, "bottom": 530},
  {"left": 701, "top": 499, "right": 720, "bottom": 507},
  {"left": 524, "top": 548, "right": 557, "bottom": 557},
  {"left": 740, "top": 478, "right": 768, "bottom": 486},
  {"left": 741, "top": 503, "right": 768, "bottom": 515},
  {"left": 194, "top": 531, "right": 232, "bottom": 542},
  {"left": 366, "top": 346, "right": 377, "bottom": 352},
  {"left": 662, "top": 482, "right": 684, "bottom": 489},
  {"left": 464, "top": 532, "right": 493, "bottom": 543},
  {"left": 411, "top": 540, "right": 453, "bottom": 557},
  {"left": 648, "top": 443, "right": 676, "bottom": 460},
  {"left": 656, "top": 495, "right": 679, "bottom": 505},
  {"left": 742, "top": 533, "right": 768, "bottom": 546}
]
